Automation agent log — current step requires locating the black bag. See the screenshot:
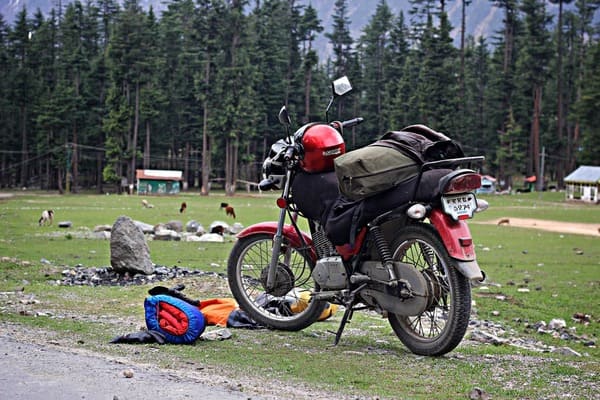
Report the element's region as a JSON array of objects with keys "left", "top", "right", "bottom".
[{"left": 325, "top": 168, "right": 453, "bottom": 246}]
